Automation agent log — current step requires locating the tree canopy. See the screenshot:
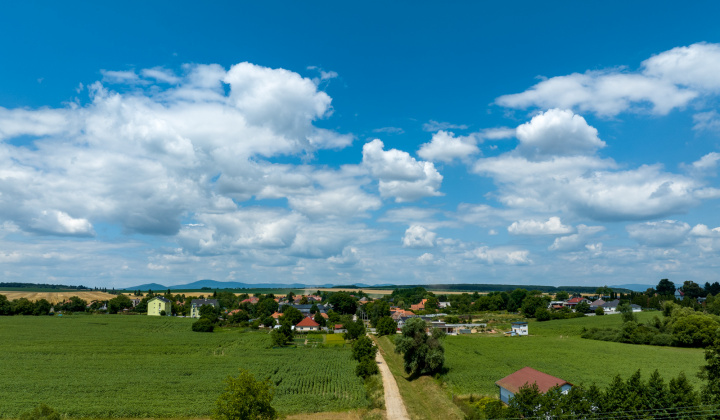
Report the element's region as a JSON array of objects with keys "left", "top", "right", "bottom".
[
  {"left": 213, "top": 369, "right": 277, "bottom": 420},
  {"left": 394, "top": 317, "right": 445, "bottom": 377}
]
